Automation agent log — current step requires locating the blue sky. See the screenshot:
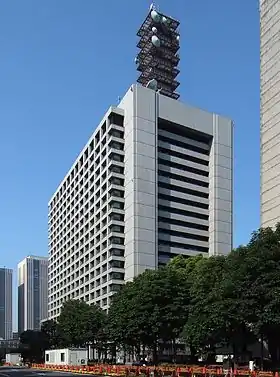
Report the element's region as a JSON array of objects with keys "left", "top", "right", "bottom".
[{"left": 0, "top": 1, "right": 259, "bottom": 271}]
